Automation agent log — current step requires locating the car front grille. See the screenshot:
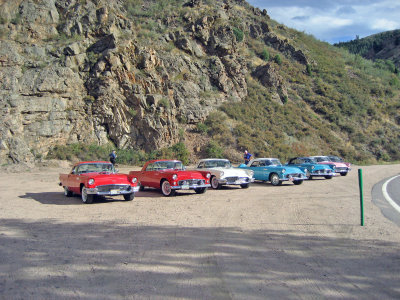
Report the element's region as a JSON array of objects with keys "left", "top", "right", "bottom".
[
  {"left": 178, "top": 179, "right": 205, "bottom": 186},
  {"left": 314, "top": 169, "right": 332, "bottom": 174},
  {"left": 97, "top": 184, "right": 131, "bottom": 193},
  {"left": 286, "top": 173, "right": 303, "bottom": 178}
]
